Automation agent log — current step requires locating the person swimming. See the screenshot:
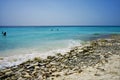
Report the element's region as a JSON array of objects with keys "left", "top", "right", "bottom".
[
  {"left": 51, "top": 29, "right": 53, "bottom": 31},
  {"left": 4, "top": 32, "right": 6, "bottom": 36},
  {"left": 57, "top": 29, "right": 59, "bottom": 31},
  {"left": 2, "top": 31, "right": 4, "bottom": 34},
  {"left": 2, "top": 31, "right": 6, "bottom": 36}
]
